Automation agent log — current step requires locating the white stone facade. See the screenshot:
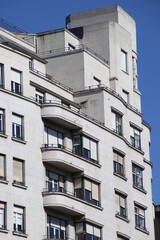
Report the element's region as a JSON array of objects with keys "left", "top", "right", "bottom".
[{"left": 0, "top": 5, "right": 155, "bottom": 240}]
